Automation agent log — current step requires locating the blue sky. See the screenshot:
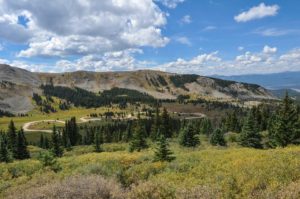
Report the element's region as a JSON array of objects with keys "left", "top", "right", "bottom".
[{"left": 0, "top": 0, "right": 300, "bottom": 75}]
